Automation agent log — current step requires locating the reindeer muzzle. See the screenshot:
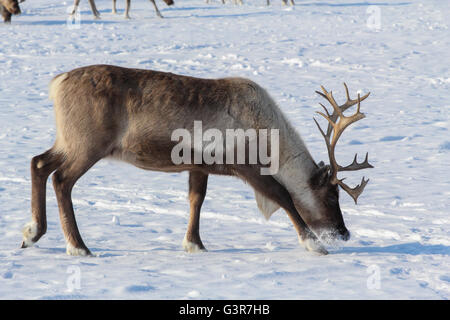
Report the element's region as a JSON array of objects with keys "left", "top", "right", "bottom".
[{"left": 12, "top": 5, "right": 21, "bottom": 15}]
